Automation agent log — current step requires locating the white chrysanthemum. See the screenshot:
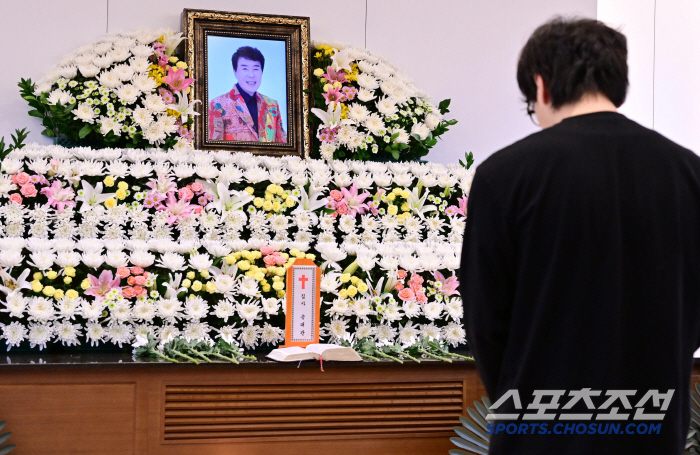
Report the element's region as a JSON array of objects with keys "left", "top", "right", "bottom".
[
  {"left": 411, "top": 122, "right": 430, "bottom": 141},
  {"left": 28, "top": 323, "right": 53, "bottom": 350},
  {"left": 173, "top": 163, "right": 195, "bottom": 179},
  {"left": 239, "top": 325, "right": 260, "bottom": 349},
  {"left": 261, "top": 298, "right": 280, "bottom": 315},
  {"left": 375, "top": 323, "right": 396, "bottom": 346},
  {"left": 112, "top": 63, "right": 135, "bottom": 81},
  {"left": 105, "top": 250, "right": 128, "bottom": 268},
  {"left": 355, "top": 322, "right": 375, "bottom": 340},
  {"left": 237, "top": 276, "right": 260, "bottom": 297},
  {"left": 97, "top": 70, "right": 121, "bottom": 89},
  {"left": 157, "top": 297, "right": 183, "bottom": 321},
  {"left": 402, "top": 299, "right": 421, "bottom": 318},
  {"left": 156, "top": 252, "right": 186, "bottom": 271},
  {"left": 107, "top": 323, "right": 133, "bottom": 347},
  {"left": 183, "top": 321, "right": 210, "bottom": 342},
  {"left": 326, "top": 318, "right": 349, "bottom": 343},
  {"left": 78, "top": 64, "right": 100, "bottom": 78},
  {"left": 85, "top": 322, "right": 106, "bottom": 346},
  {"left": 109, "top": 47, "right": 131, "bottom": 62},
  {"left": 29, "top": 250, "right": 56, "bottom": 271},
  {"left": 421, "top": 322, "right": 441, "bottom": 341},
  {"left": 55, "top": 321, "right": 81, "bottom": 346},
  {"left": 215, "top": 324, "right": 239, "bottom": 344},
  {"left": 0, "top": 250, "right": 23, "bottom": 268},
  {"left": 93, "top": 42, "right": 113, "bottom": 55},
  {"left": 115, "top": 83, "right": 140, "bottom": 104},
  {"left": 133, "top": 73, "right": 157, "bottom": 93},
  {"left": 155, "top": 325, "right": 179, "bottom": 346},
  {"left": 398, "top": 321, "right": 419, "bottom": 347},
  {"left": 424, "top": 112, "right": 441, "bottom": 130},
  {"left": 99, "top": 116, "right": 123, "bottom": 136},
  {"left": 48, "top": 89, "right": 72, "bottom": 106},
  {"left": 72, "top": 103, "right": 98, "bottom": 124},
  {"left": 442, "top": 322, "right": 466, "bottom": 347},
  {"left": 357, "top": 88, "right": 376, "bottom": 102},
  {"left": 109, "top": 301, "right": 132, "bottom": 322},
  {"left": 351, "top": 297, "right": 372, "bottom": 320},
  {"left": 357, "top": 73, "right": 379, "bottom": 90},
  {"left": 260, "top": 323, "right": 284, "bottom": 345},
  {"left": 213, "top": 300, "right": 235, "bottom": 322},
  {"left": 189, "top": 253, "right": 213, "bottom": 272},
  {"left": 376, "top": 97, "right": 398, "bottom": 116},
  {"left": 132, "top": 43, "right": 155, "bottom": 57},
  {"left": 80, "top": 301, "right": 104, "bottom": 321},
  {"left": 319, "top": 142, "right": 336, "bottom": 161},
  {"left": 363, "top": 113, "right": 385, "bottom": 135},
  {"left": 80, "top": 252, "right": 103, "bottom": 268},
  {"left": 56, "top": 296, "right": 81, "bottom": 319},
  {"left": 3, "top": 321, "right": 27, "bottom": 349},
  {"left": 185, "top": 296, "right": 209, "bottom": 320},
  {"left": 445, "top": 298, "right": 463, "bottom": 321},
  {"left": 130, "top": 56, "right": 151, "bottom": 73},
  {"left": 0, "top": 158, "right": 23, "bottom": 174},
  {"left": 2, "top": 292, "right": 27, "bottom": 318},
  {"left": 133, "top": 301, "right": 157, "bottom": 321},
  {"left": 143, "top": 93, "right": 167, "bottom": 113},
  {"left": 236, "top": 300, "right": 262, "bottom": 324}
]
